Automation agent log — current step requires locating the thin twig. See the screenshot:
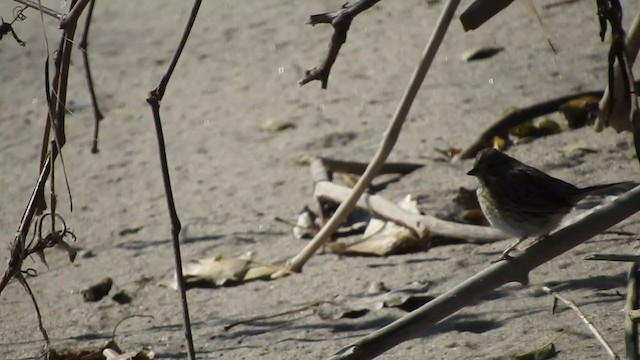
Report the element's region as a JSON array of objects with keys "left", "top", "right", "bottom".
[
  {"left": 145, "top": 1, "right": 202, "bottom": 359},
  {"left": 13, "top": 0, "right": 64, "bottom": 20},
  {"left": 78, "top": 0, "right": 104, "bottom": 153},
  {"left": 543, "top": 287, "right": 619, "bottom": 359},
  {"left": 224, "top": 301, "right": 326, "bottom": 331},
  {"left": 59, "top": 0, "right": 90, "bottom": 30},
  {"left": 111, "top": 314, "right": 155, "bottom": 341},
  {"left": 299, "top": 0, "right": 381, "bottom": 89},
  {"left": 280, "top": 0, "right": 460, "bottom": 276},
  {"left": 18, "top": 274, "right": 49, "bottom": 347},
  {"left": 318, "top": 157, "right": 424, "bottom": 176},
  {"left": 626, "top": 263, "right": 639, "bottom": 360},
  {"left": 586, "top": 253, "right": 640, "bottom": 262}
]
